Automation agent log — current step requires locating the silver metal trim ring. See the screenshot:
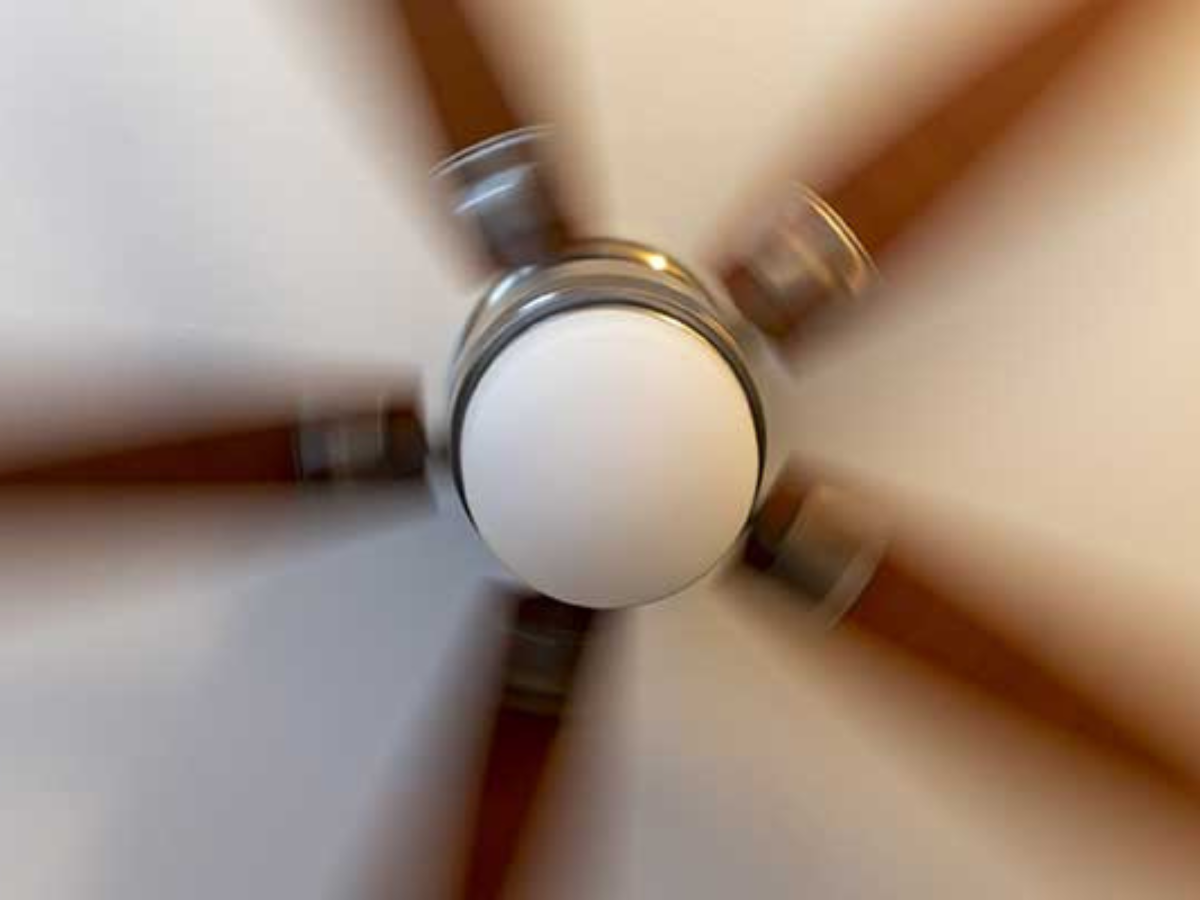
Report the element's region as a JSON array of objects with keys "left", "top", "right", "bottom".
[{"left": 447, "top": 240, "right": 767, "bottom": 512}]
